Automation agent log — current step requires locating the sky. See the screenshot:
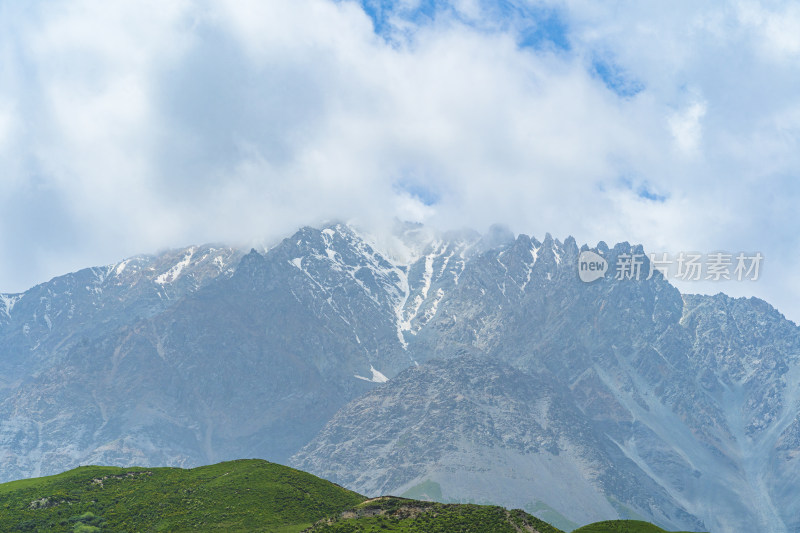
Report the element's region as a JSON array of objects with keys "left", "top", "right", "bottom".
[{"left": 1, "top": 0, "right": 799, "bottom": 321}]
